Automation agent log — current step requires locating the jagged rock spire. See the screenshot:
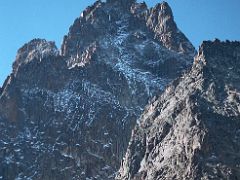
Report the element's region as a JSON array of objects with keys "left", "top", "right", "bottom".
[
  {"left": 146, "top": 1, "right": 196, "bottom": 55},
  {"left": 106, "top": 0, "right": 136, "bottom": 4},
  {"left": 106, "top": 0, "right": 136, "bottom": 9},
  {"left": 147, "top": 1, "right": 176, "bottom": 35},
  {"left": 13, "top": 39, "right": 59, "bottom": 74},
  {"left": 192, "top": 40, "right": 240, "bottom": 83}
]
